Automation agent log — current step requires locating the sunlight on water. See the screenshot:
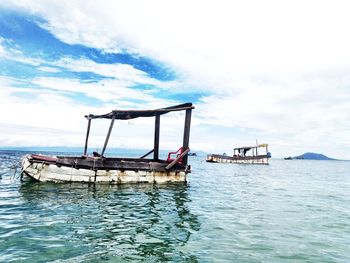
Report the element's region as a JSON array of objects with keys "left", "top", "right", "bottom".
[{"left": 0, "top": 150, "right": 350, "bottom": 262}]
